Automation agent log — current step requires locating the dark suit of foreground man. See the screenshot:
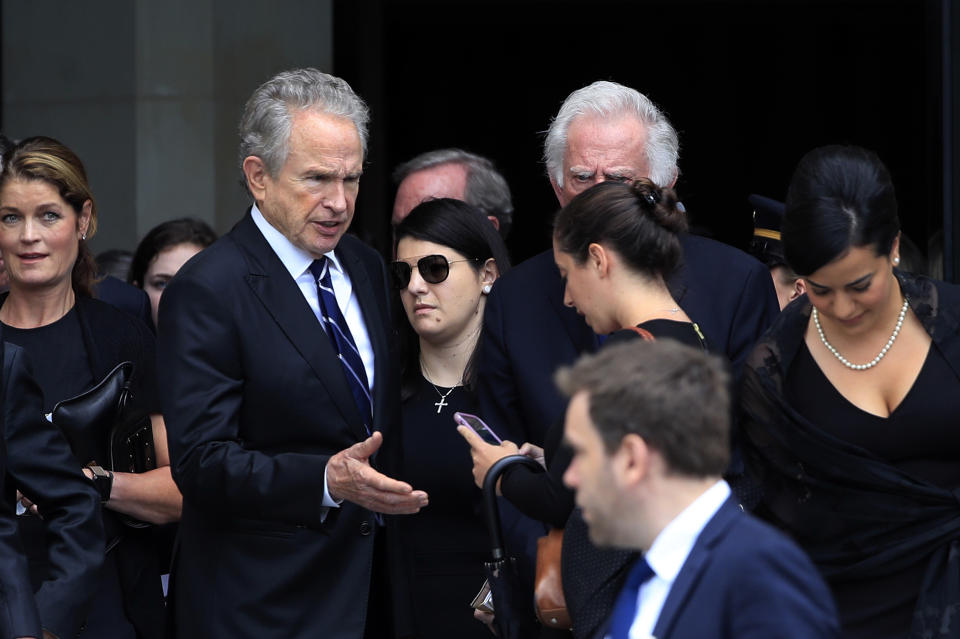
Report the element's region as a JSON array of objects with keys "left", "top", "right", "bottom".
[
  {"left": 158, "top": 68, "right": 427, "bottom": 639},
  {"left": 558, "top": 340, "right": 838, "bottom": 639}
]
